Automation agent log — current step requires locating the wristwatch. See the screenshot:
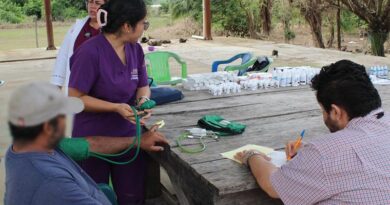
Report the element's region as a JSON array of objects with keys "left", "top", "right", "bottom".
[{"left": 242, "top": 150, "right": 263, "bottom": 167}]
